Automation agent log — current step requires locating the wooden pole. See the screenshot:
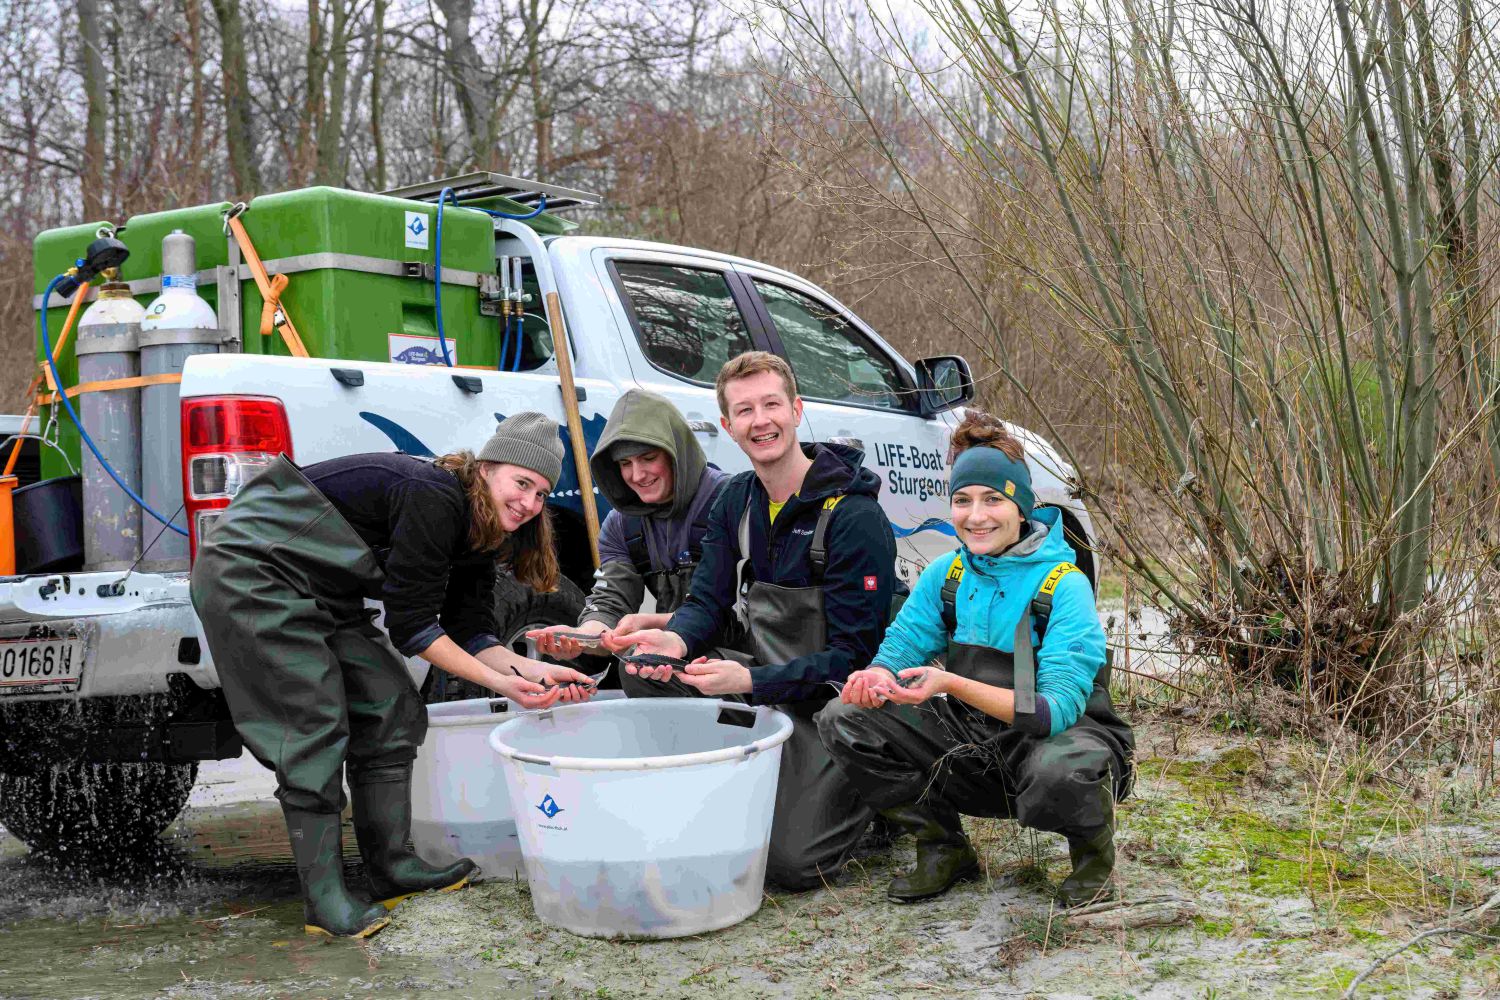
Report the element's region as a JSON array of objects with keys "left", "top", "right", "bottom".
[{"left": 543, "top": 290, "right": 600, "bottom": 569}]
